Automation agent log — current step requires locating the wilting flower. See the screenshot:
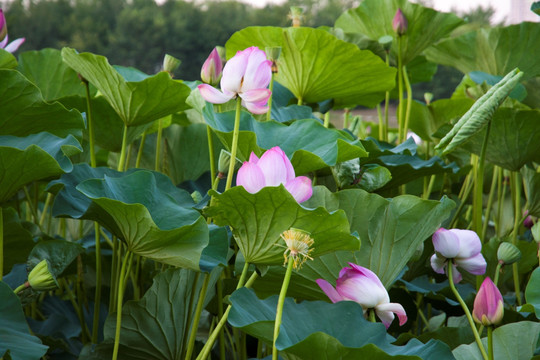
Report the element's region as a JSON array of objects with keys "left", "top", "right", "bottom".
[
  {"left": 473, "top": 277, "right": 504, "bottom": 326},
  {"left": 316, "top": 263, "right": 407, "bottom": 328},
  {"left": 198, "top": 46, "right": 272, "bottom": 114},
  {"left": 0, "top": 9, "right": 25, "bottom": 53},
  {"left": 28, "top": 259, "right": 58, "bottom": 292},
  {"left": 279, "top": 228, "right": 314, "bottom": 269},
  {"left": 200, "top": 47, "right": 223, "bottom": 86},
  {"left": 236, "top": 146, "right": 312, "bottom": 203},
  {"left": 430, "top": 228, "right": 487, "bottom": 283},
  {"left": 392, "top": 8, "right": 408, "bottom": 36}
]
